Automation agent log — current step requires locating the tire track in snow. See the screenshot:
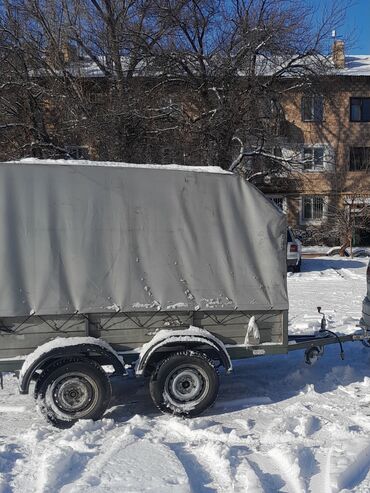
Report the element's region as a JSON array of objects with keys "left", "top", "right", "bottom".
[
  {"left": 69, "top": 438, "right": 192, "bottom": 493},
  {"left": 308, "top": 447, "right": 338, "bottom": 493},
  {"left": 165, "top": 443, "right": 216, "bottom": 493},
  {"left": 59, "top": 427, "right": 137, "bottom": 492},
  {"left": 184, "top": 442, "right": 234, "bottom": 492},
  {"left": 233, "top": 457, "right": 268, "bottom": 493},
  {"left": 160, "top": 417, "right": 265, "bottom": 492},
  {"left": 157, "top": 380, "right": 368, "bottom": 493},
  {"left": 267, "top": 447, "right": 305, "bottom": 493},
  {"left": 60, "top": 415, "right": 193, "bottom": 493},
  {"left": 331, "top": 443, "right": 370, "bottom": 492},
  {"left": 11, "top": 420, "right": 115, "bottom": 493},
  {"left": 58, "top": 415, "right": 155, "bottom": 492},
  {"left": 160, "top": 411, "right": 321, "bottom": 493},
  {"left": 161, "top": 419, "right": 237, "bottom": 492},
  {"left": 233, "top": 458, "right": 265, "bottom": 492},
  {"left": 0, "top": 442, "right": 25, "bottom": 492},
  {"left": 178, "top": 441, "right": 265, "bottom": 493},
  {"left": 323, "top": 447, "right": 333, "bottom": 493}
]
